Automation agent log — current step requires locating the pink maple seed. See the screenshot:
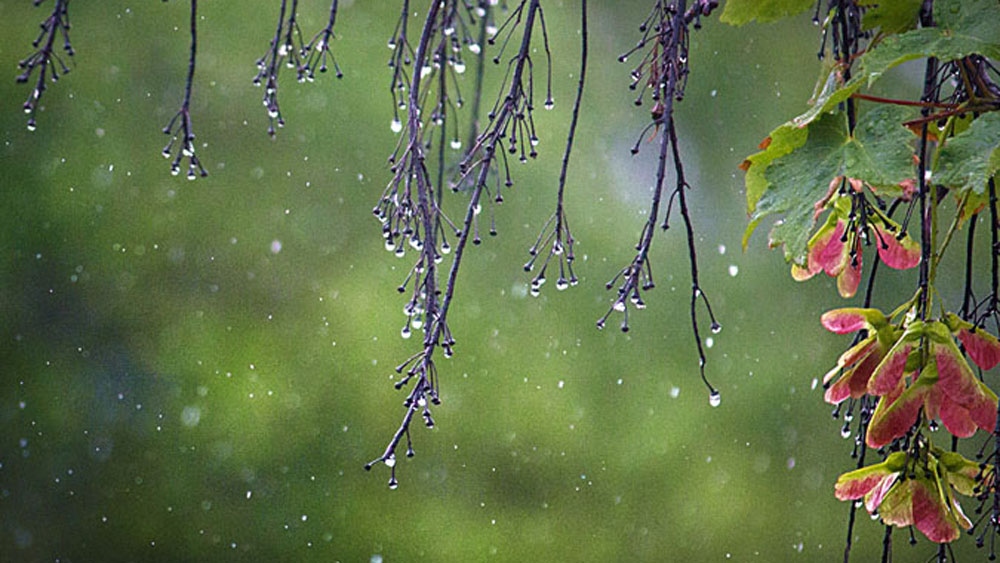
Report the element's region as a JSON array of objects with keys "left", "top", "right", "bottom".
[
  {"left": 834, "top": 452, "right": 906, "bottom": 500},
  {"left": 910, "top": 478, "right": 965, "bottom": 543},
  {"left": 957, "top": 327, "right": 1000, "bottom": 372},
  {"left": 872, "top": 223, "right": 921, "bottom": 270},
  {"left": 936, "top": 393, "right": 979, "bottom": 438},
  {"left": 808, "top": 219, "right": 847, "bottom": 277},
  {"left": 821, "top": 307, "right": 885, "bottom": 334},
  {"left": 867, "top": 341, "right": 912, "bottom": 396},
  {"left": 866, "top": 379, "right": 928, "bottom": 449},
  {"left": 837, "top": 242, "right": 862, "bottom": 298},
  {"left": 934, "top": 342, "right": 999, "bottom": 432}
]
